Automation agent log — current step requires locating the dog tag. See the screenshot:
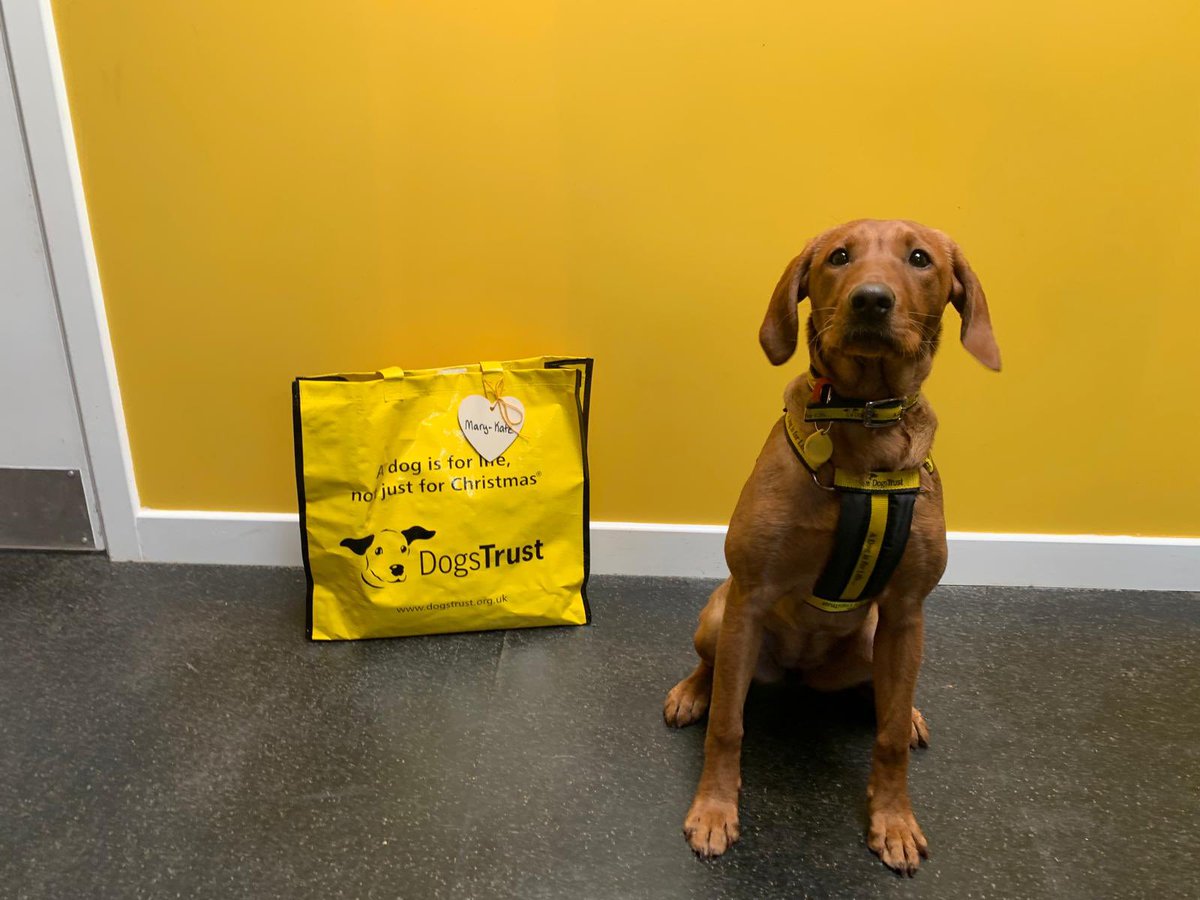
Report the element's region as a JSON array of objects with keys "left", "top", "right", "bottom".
[
  {"left": 458, "top": 394, "right": 525, "bottom": 461},
  {"left": 802, "top": 431, "right": 833, "bottom": 468}
]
